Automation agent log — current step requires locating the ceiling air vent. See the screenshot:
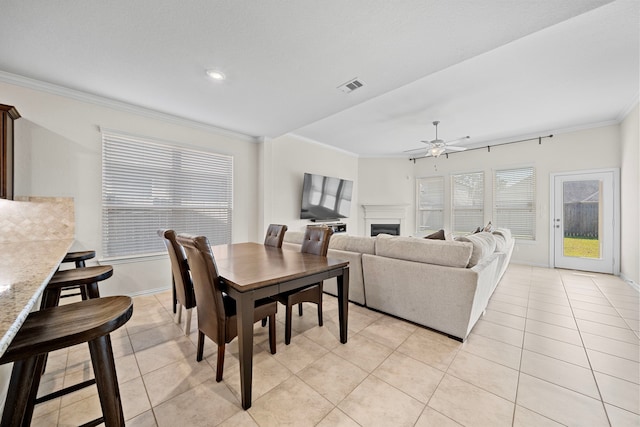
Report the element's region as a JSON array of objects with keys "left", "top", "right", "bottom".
[{"left": 337, "top": 78, "right": 365, "bottom": 93}]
